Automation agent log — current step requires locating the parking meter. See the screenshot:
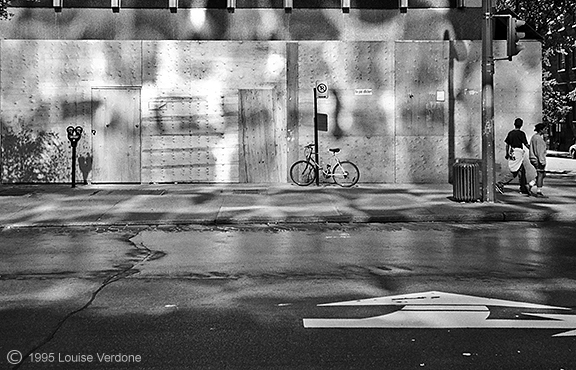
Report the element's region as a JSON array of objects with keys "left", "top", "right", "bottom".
[
  {"left": 67, "top": 126, "right": 83, "bottom": 148},
  {"left": 67, "top": 126, "right": 83, "bottom": 187}
]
